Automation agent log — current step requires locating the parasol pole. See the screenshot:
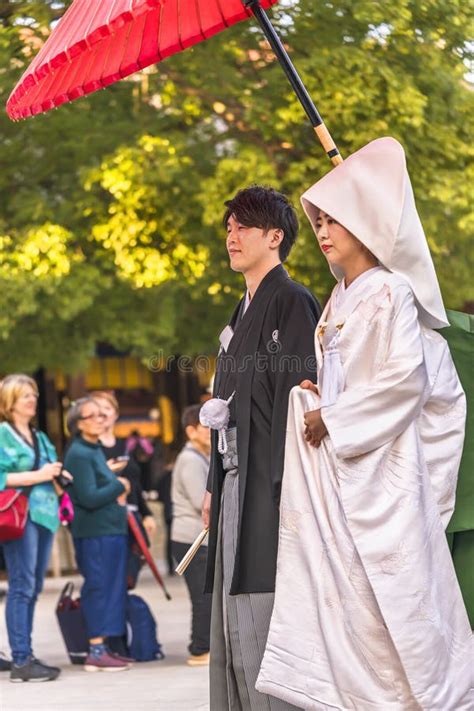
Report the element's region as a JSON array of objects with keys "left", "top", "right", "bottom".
[{"left": 244, "top": 0, "right": 343, "bottom": 166}]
